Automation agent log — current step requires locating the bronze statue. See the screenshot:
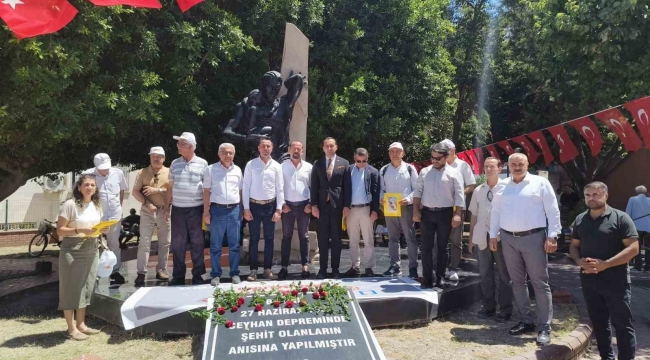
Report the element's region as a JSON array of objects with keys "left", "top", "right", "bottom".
[{"left": 223, "top": 71, "right": 306, "bottom": 160}]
